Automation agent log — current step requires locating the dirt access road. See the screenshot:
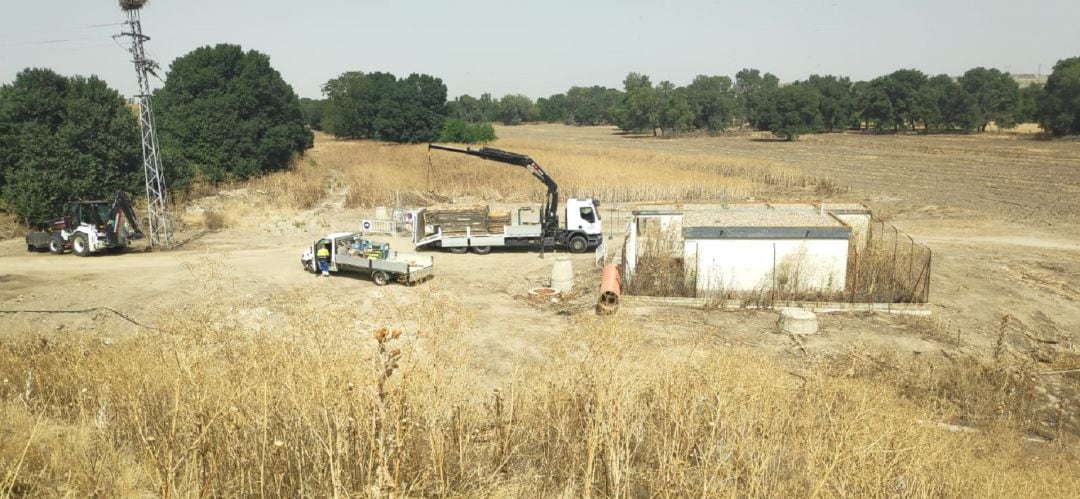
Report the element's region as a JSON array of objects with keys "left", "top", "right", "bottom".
[{"left": 0, "top": 200, "right": 605, "bottom": 383}]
